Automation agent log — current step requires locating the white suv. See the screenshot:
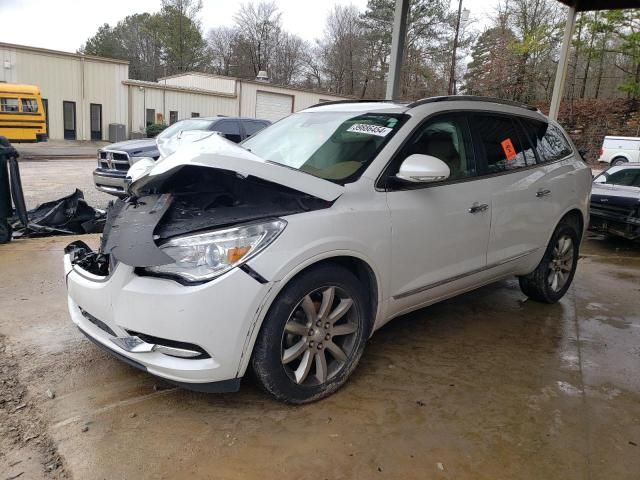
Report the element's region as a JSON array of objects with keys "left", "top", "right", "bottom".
[
  {"left": 597, "top": 136, "right": 640, "bottom": 166},
  {"left": 64, "top": 97, "right": 591, "bottom": 403}
]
